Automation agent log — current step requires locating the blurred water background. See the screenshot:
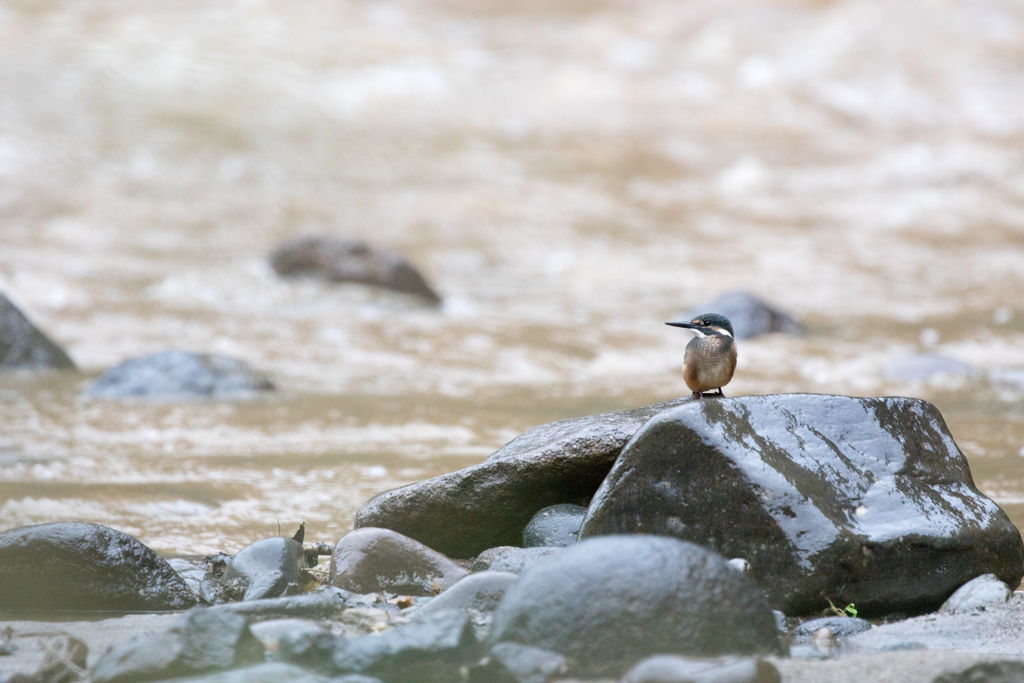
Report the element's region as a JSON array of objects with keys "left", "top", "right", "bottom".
[{"left": 2, "top": 0, "right": 1024, "bottom": 556}]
